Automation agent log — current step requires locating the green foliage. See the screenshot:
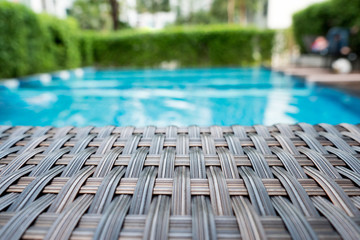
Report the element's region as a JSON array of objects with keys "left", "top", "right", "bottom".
[
  {"left": 258, "top": 29, "right": 275, "bottom": 62},
  {"left": 209, "top": 0, "right": 267, "bottom": 24},
  {"left": 78, "top": 32, "right": 94, "bottom": 66},
  {"left": 292, "top": 0, "right": 360, "bottom": 53},
  {"left": 331, "top": 0, "right": 360, "bottom": 27},
  {"left": 174, "top": 11, "right": 223, "bottom": 25},
  {"left": 69, "top": 0, "right": 111, "bottom": 30},
  {"left": 38, "top": 15, "right": 81, "bottom": 69},
  {"left": 0, "top": 2, "right": 274, "bottom": 78},
  {"left": 0, "top": 2, "right": 44, "bottom": 78},
  {"left": 209, "top": 0, "right": 228, "bottom": 23},
  {"left": 292, "top": 1, "right": 334, "bottom": 52},
  {"left": 331, "top": 0, "right": 360, "bottom": 52},
  {"left": 136, "top": 0, "right": 170, "bottom": 13},
  {"left": 0, "top": 2, "right": 82, "bottom": 79},
  {"left": 91, "top": 25, "right": 275, "bottom": 67}
]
